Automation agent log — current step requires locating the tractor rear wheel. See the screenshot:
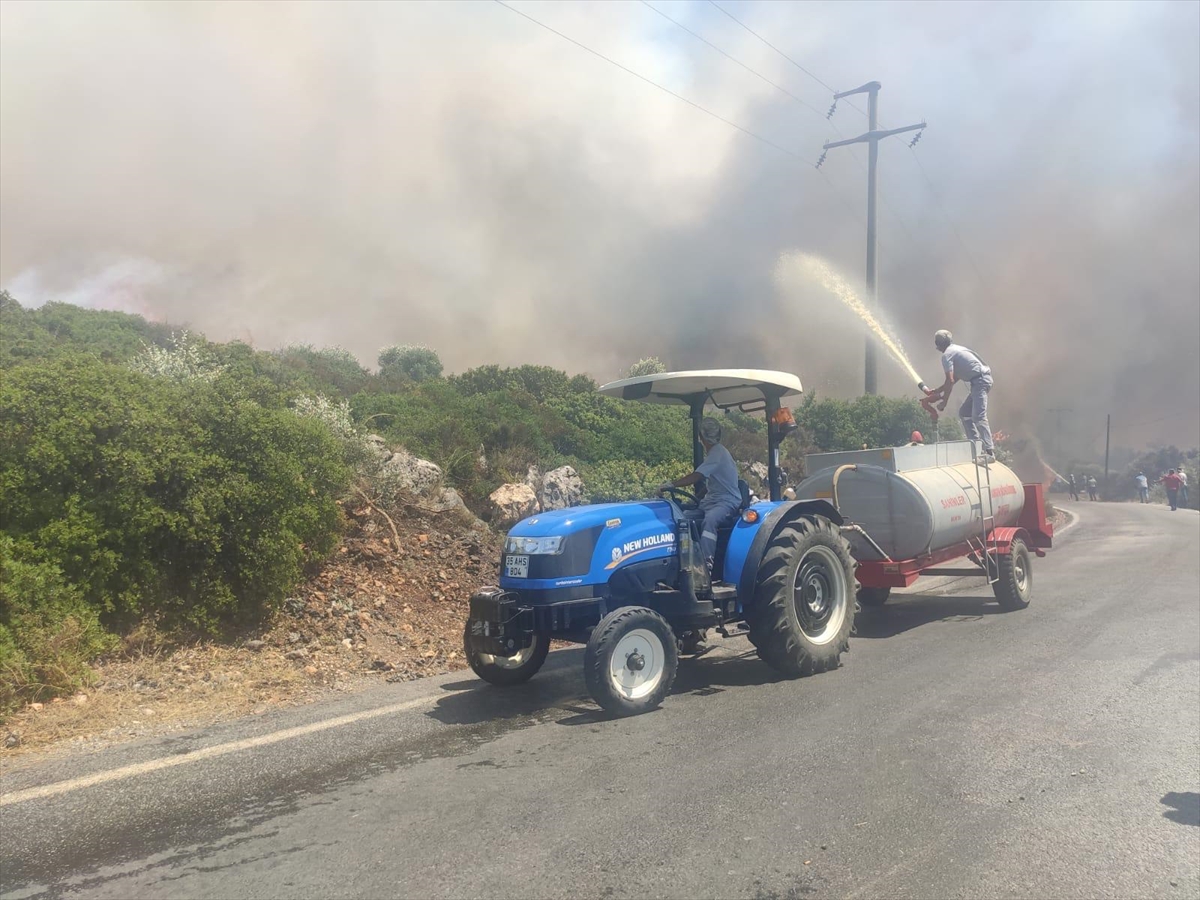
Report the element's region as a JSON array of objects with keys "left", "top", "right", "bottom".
[
  {"left": 584, "top": 607, "right": 678, "bottom": 717},
  {"left": 463, "top": 625, "right": 550, "bottom": 686},
  {"left": 993, "top": 538, "right": 1033, "bottom": 611},
  {"left": 856, "top": 586, "right": 891, "bottom": 608},
  {"left": 748, "top": 516, "right": 856, "bottom": 678}
]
